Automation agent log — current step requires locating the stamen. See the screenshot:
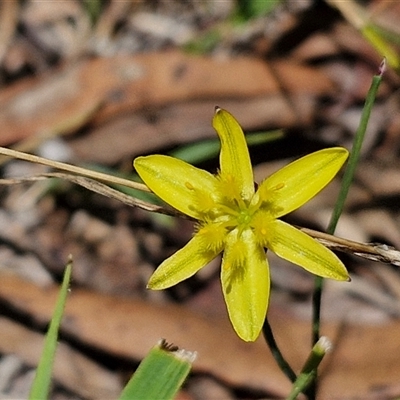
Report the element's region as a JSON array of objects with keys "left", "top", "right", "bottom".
[
  {"left": 186, "top": 184, "right": 220, "bottom": 216},
  {"left": 251, "top": 211, "right": 271, "bottom": 247},
  {"left": 254, "top": 181, "right": 285, "bottom": 210},
  {"left": 216, "top": 173, "right": 246, "bottom": 208},
  {"left": 273, "top": 182, "right": 285, "bottom": 190},
  {"left": 217, "top": 204, "right": 239, "bottom": 218},
  {"left": 196, "top": 222, "right": 226, "bottom": 252},
  {"left": 229, "top": 238, "right": 246, "bottom": 264},
  {"left": 185, "top": 182, "right": 195, "bottom": 190}
]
